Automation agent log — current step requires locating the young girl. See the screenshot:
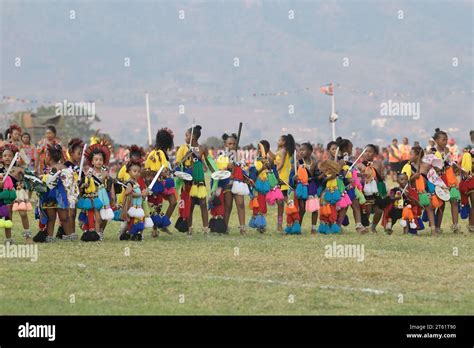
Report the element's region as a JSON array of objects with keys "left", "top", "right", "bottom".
[
  {"left": 36, "top": 126, "right": 63, "bottom": 175},
  {"left": 220, "top": 133, "right": 249, "bottom": 235},
  {"left": 334, "top": 137, "right": 367, "bottom": 233},
  {"left": 459, "top": 144, "right": 473, "bottom": 232},
  {"left": 248, "top": 141, "right": 272, "bottom": 233},
  {"left": 318, "top": 159, "right": 342, "bottom": 234},
  {"left": 275, "top": 134, "right": 296, "bottom": 232},
  {"left": 175, "top": 125, "right": 209, "bottom": 234},
  {"left": 428, "top": 129, "right": 460, "bottom": 233},
  {"left": 401, "top": 146, "right": 436, "bottom": 235},
  {"left": 295, "top": 142, "right": 320, "bottom": 234},
  {"left": 5, "top": 143, "right": 35, "bottom": 243},
  {"left": 5, "top": 124, "right": 22, "bottom": 149},
  {"left": 78, "top": 139, "right": 115, "bottom": 241},
  {"left": 19, "top": 132, "right": 35, "bottom": 170},
  {"left": 358, "top": 144, "right": 386, "bottom": 233},
  {"left": 117, "top": 145, "right": 146, "bottom": 209},
  {"left": 35, "top": 144, "right": 76, "bottom": 242},
  {"left": 327, "top": 141, "right": 338, "bottom": 160},
  {"left": 63, "top": 138, "right": 85, "bottom": 237},
  {"left": 145, "top": 128, "right": 177, "bottom": 236},
  {"left": 120, "top": 160, "right": 147, "bottom": 241},
  {"left": 383, "top": 172, "right": 421, "bottom": 234},
  {"left": 0, "top": 144, "right": 18, "bottom": 244}
]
